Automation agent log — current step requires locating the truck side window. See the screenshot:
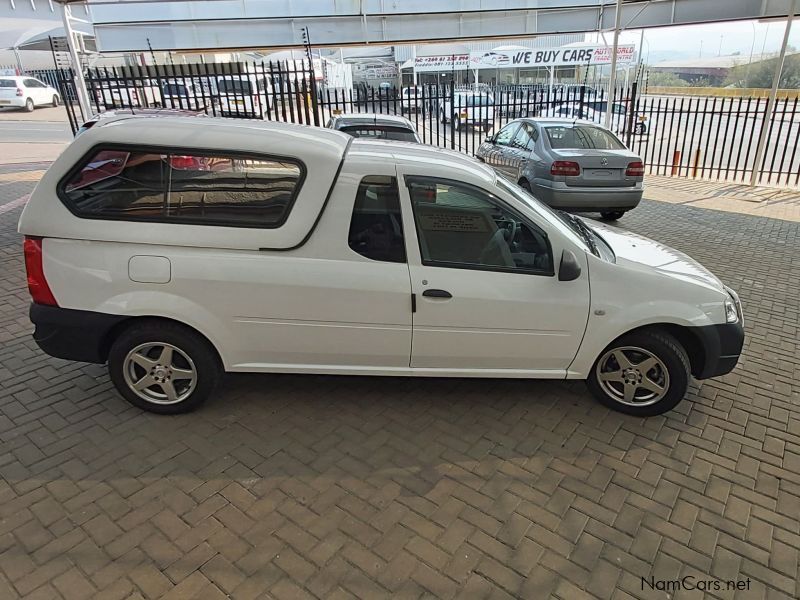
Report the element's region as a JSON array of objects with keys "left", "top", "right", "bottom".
[
  {"left": 59, "top": 148, "right": 304, "bottom": 228},
  {"left": 348, "top": 175, "right": 406, "bottom": 263},
  {"left": 406, "top": 177, "right": 553, "bottom": 275}
]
